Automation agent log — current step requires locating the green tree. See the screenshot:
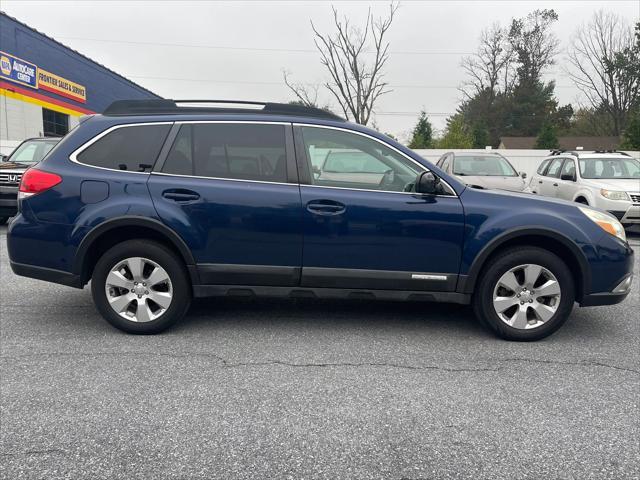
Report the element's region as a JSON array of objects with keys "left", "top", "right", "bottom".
[
  {"left": 621, "top": 109, "right": 640, "bottom": 150},
  {"left": 437, "top": 116, "right": 474, "bottom": 149},
  {"left": 535, "top": 121, "right": 559, "bottom": 149},
  {"left": 471, "top": 122, "right": 491, "bottom": 148},
  {"left": 408, "top": 111, "right": 434, "bottom": 148}
]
